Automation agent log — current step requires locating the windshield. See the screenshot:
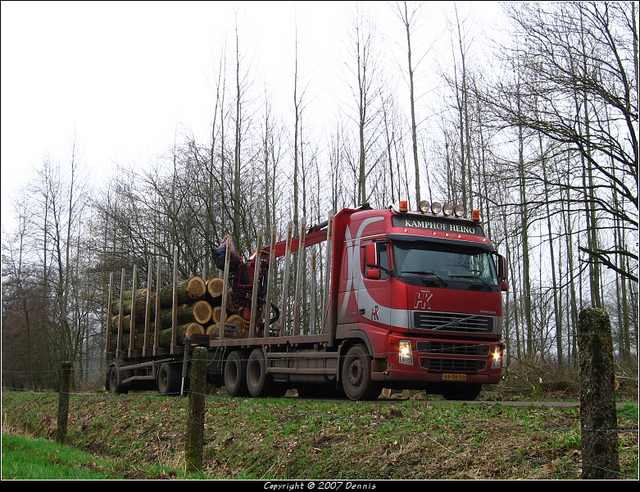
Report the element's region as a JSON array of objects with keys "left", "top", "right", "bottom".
[{"left": 392, "top": 240, "right": 499, "bottom": 290}]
